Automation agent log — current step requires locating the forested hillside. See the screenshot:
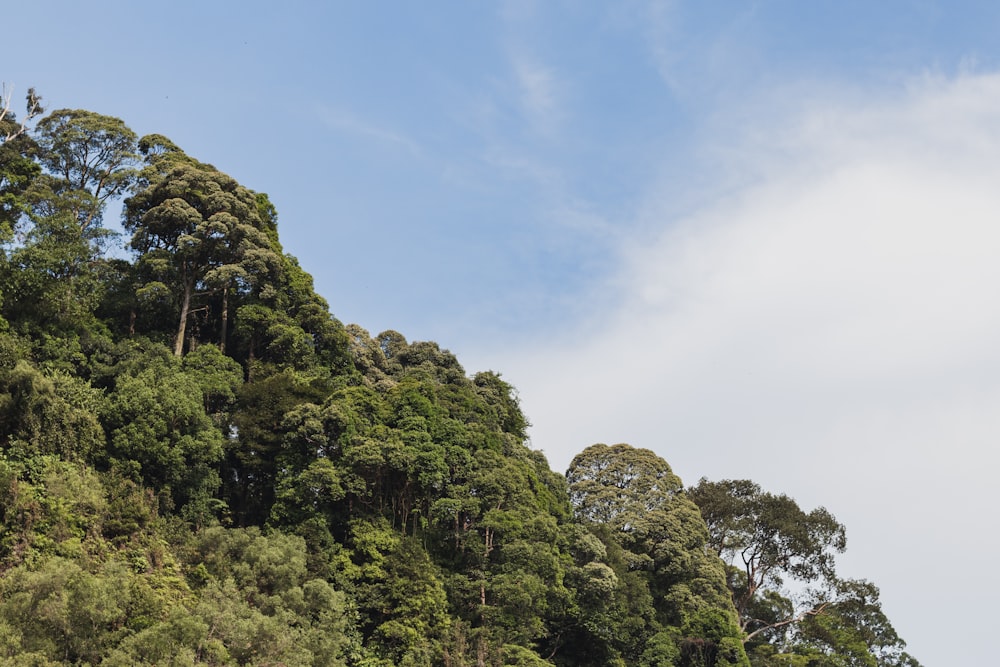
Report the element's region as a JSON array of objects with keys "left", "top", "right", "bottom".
[{"left": 0, "top": 89, "right": 920, "bottom": 666}]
